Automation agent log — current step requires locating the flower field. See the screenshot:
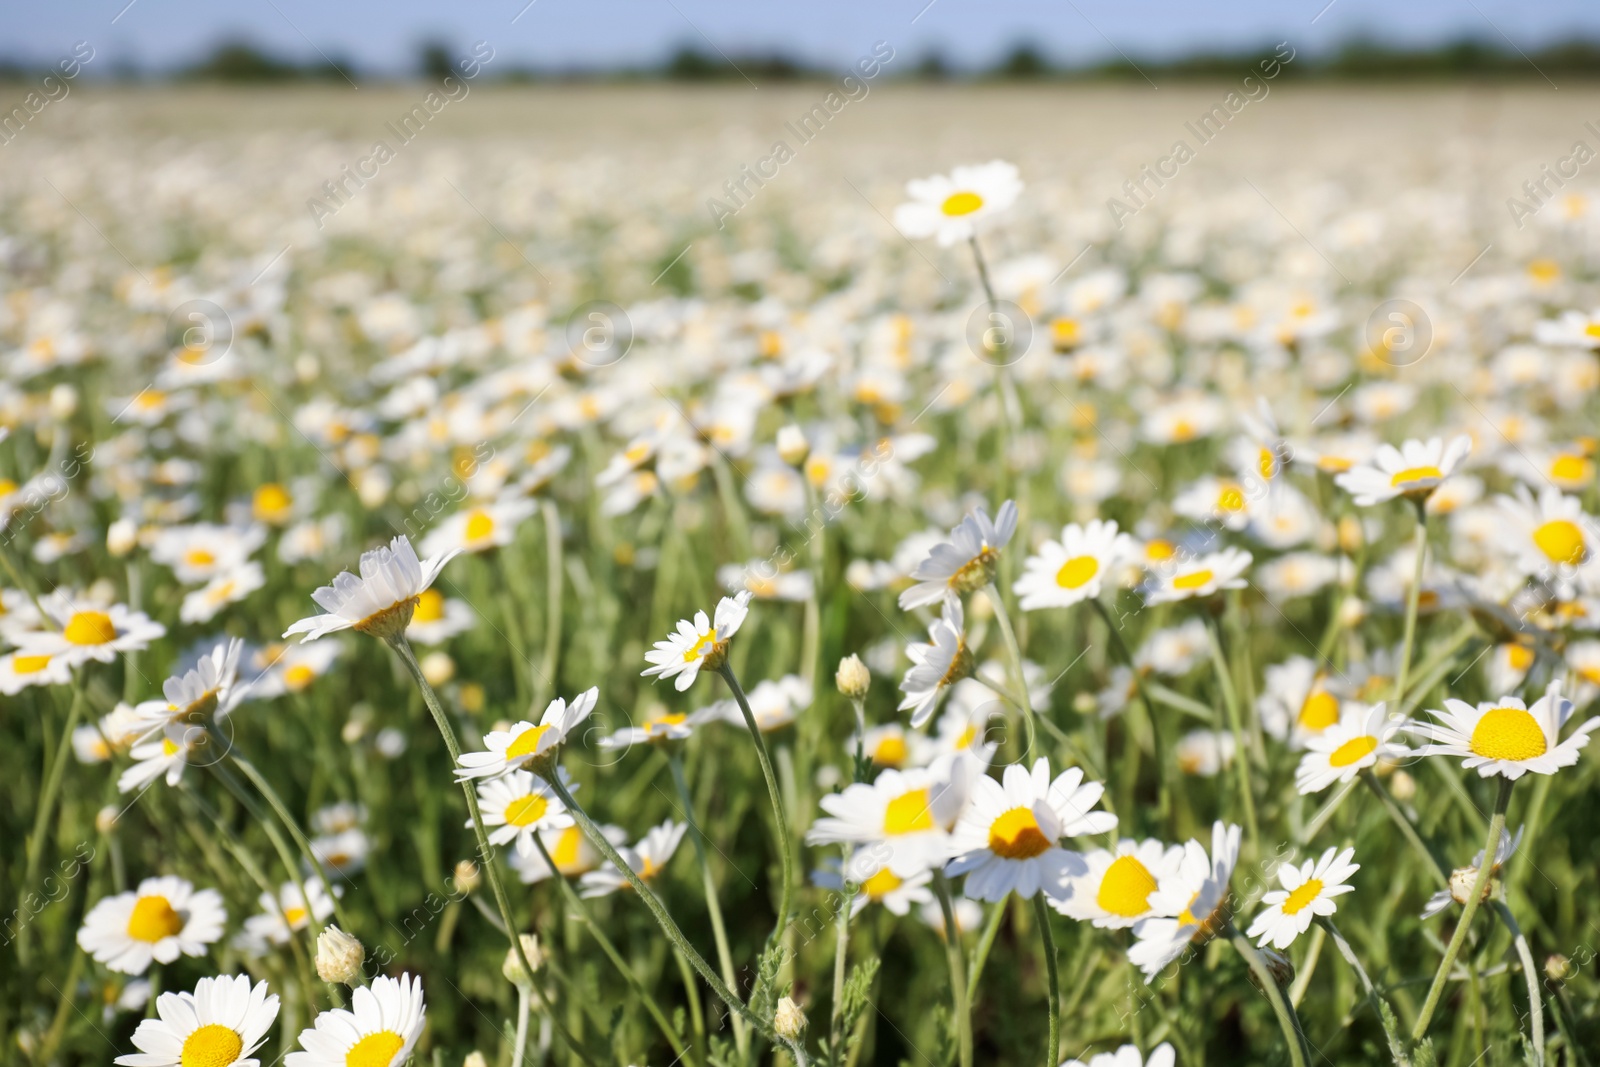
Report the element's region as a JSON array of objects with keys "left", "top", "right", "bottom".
[{"left": 4, "top": 82, "right": 1600, "bottom": 1067}]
